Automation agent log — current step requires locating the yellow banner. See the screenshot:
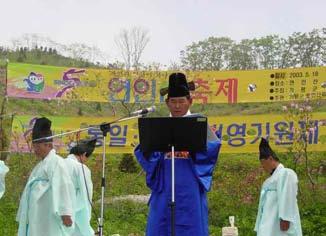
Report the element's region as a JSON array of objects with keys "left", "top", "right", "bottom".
[
  {"left": 10, "top": 113, "right": 326, "bottom": 154},
  {"left": 7, "top": 63, "right": 326, "bottom": 104}
]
